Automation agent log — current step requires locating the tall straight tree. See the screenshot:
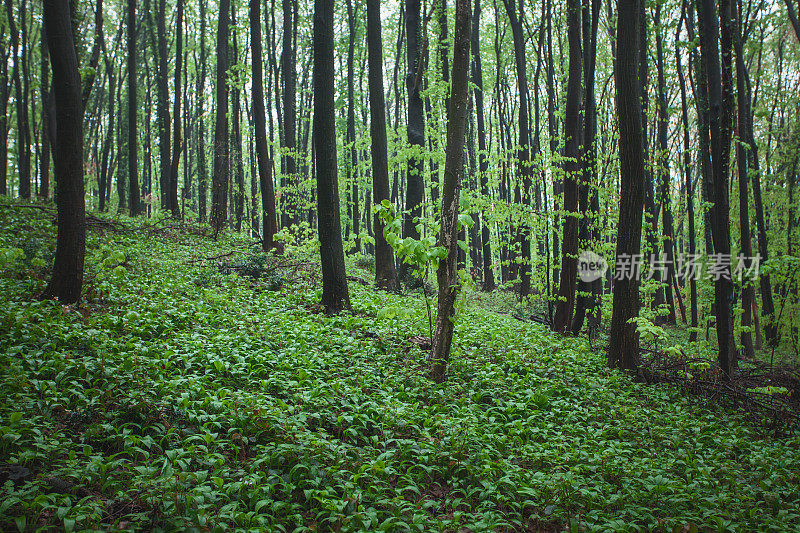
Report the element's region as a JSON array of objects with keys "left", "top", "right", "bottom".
[
  {"left": 5, "top": 0, "right": 31, "bottom": 198},
  {"left": 156, "top": 0, "right": 171, "bottom": 210},
  {"left": 345, "top": 0, "right": 359, "bottom": 253},
  {"left": 250, "top": 0, "right": 279, "bottom": 252},
  {"left": 41, "top": 0, "right": 84, "bottom": 304},
  {"left": 281, "top": 0, "right": 297, "bottom": 227},
  {"left": 0, "top": 24, "right": 9, "bottom": 195},
  {"left": 470, "top": 0, "right": 495, "bottom": 291},
  {"left": 313, "top": 0, "right": 351, "bottom": 314},
  {"left": 39, "top": 28, "right": 50, "bottom": 199},
  {"left": 366, "top": 0, "right": 398, "bottom": 290},
  {"left": 210, "top": 0, "right": 231, "bottom": 233},
  {"left": 697, "top": 0, "right": 736, "bottom": 375},
  {"left": 128, "top": 0, "right": 141, "bottom": 215},
  {"left": 608, "top": 0, "right": 646, "bottom": 372},
  {"left": 430, "top": 0, "right": 471, "bottom": 383},
  {"left": 500, "top": 0, "right": 533, "bottom": 296},
  {"left": 168, "top": 0, "right": 184, "bottom": 217},
  {"left": 402, "top": 0, "right": 426, "bottom": 282},
  {"left": 196, "top": 0, "right": 208, "bottom": 221},
  {"left": 553, "top": 0, "right": 583, "bottom": 333}
]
